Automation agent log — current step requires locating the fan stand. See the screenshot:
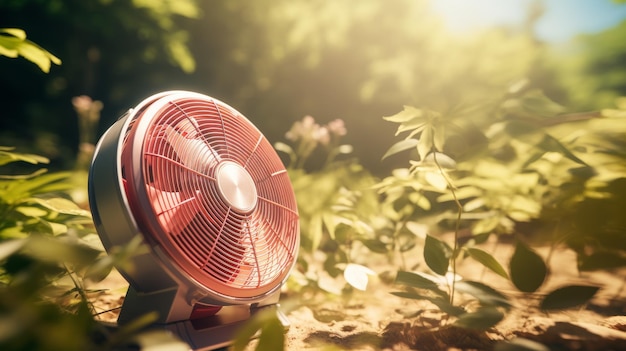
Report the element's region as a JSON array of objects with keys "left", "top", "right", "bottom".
[{"left": 118, "top": 286, "right": 288, "bottom": 351}]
